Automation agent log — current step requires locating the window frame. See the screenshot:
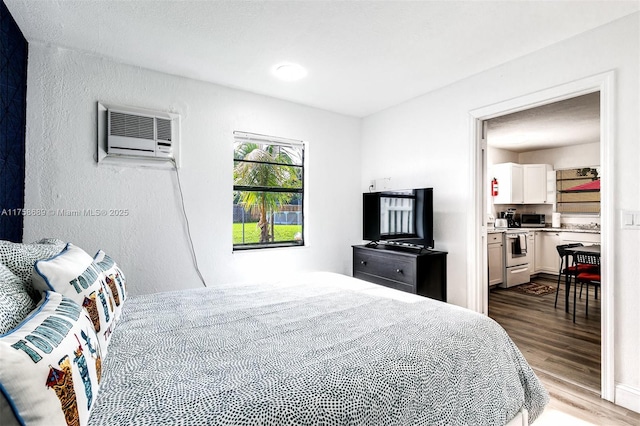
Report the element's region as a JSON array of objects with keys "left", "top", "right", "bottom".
[
  {"left": 232, "top": 131, "right": 305, "bottom": 251},
  {"left": 555, "top": 167, "right": 600, "bottom": 214}
]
